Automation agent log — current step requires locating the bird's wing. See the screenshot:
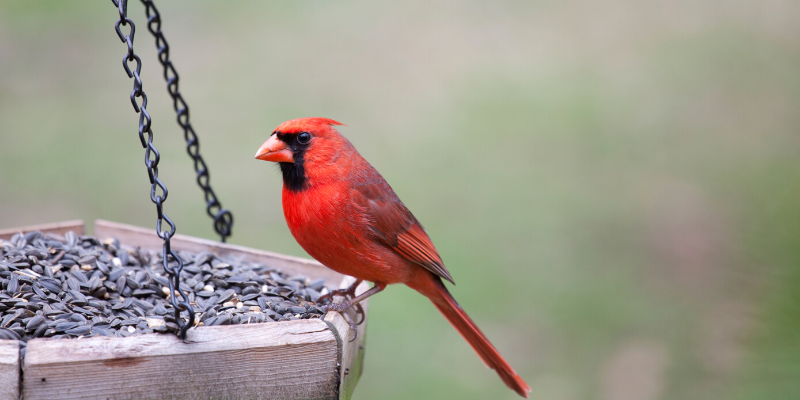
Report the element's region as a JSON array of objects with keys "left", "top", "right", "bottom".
[{"left": 352, "top": 180, "right": 455, "bottom": 284}]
